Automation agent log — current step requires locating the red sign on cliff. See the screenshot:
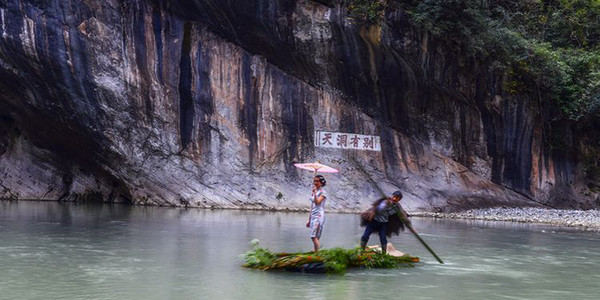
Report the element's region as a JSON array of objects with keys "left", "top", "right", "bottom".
[{"left": 314, "top": 131, "right": 381, "bottom": 151}]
